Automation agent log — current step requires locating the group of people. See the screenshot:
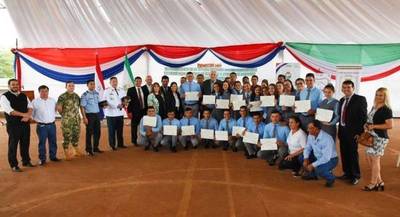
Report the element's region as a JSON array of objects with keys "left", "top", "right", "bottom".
[{"left": 0, "top": 70, "right": 393, "bottom": 191}]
